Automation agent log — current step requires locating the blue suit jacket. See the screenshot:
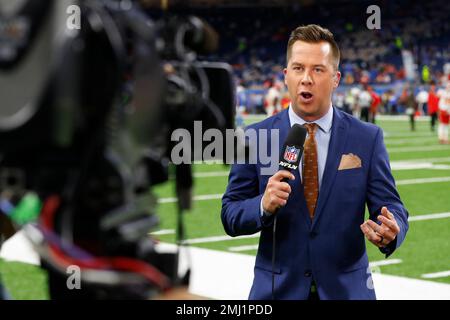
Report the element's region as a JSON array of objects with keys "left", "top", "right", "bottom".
[{"left": 221, "top": 107, "right": 409, "bottom": 300}]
